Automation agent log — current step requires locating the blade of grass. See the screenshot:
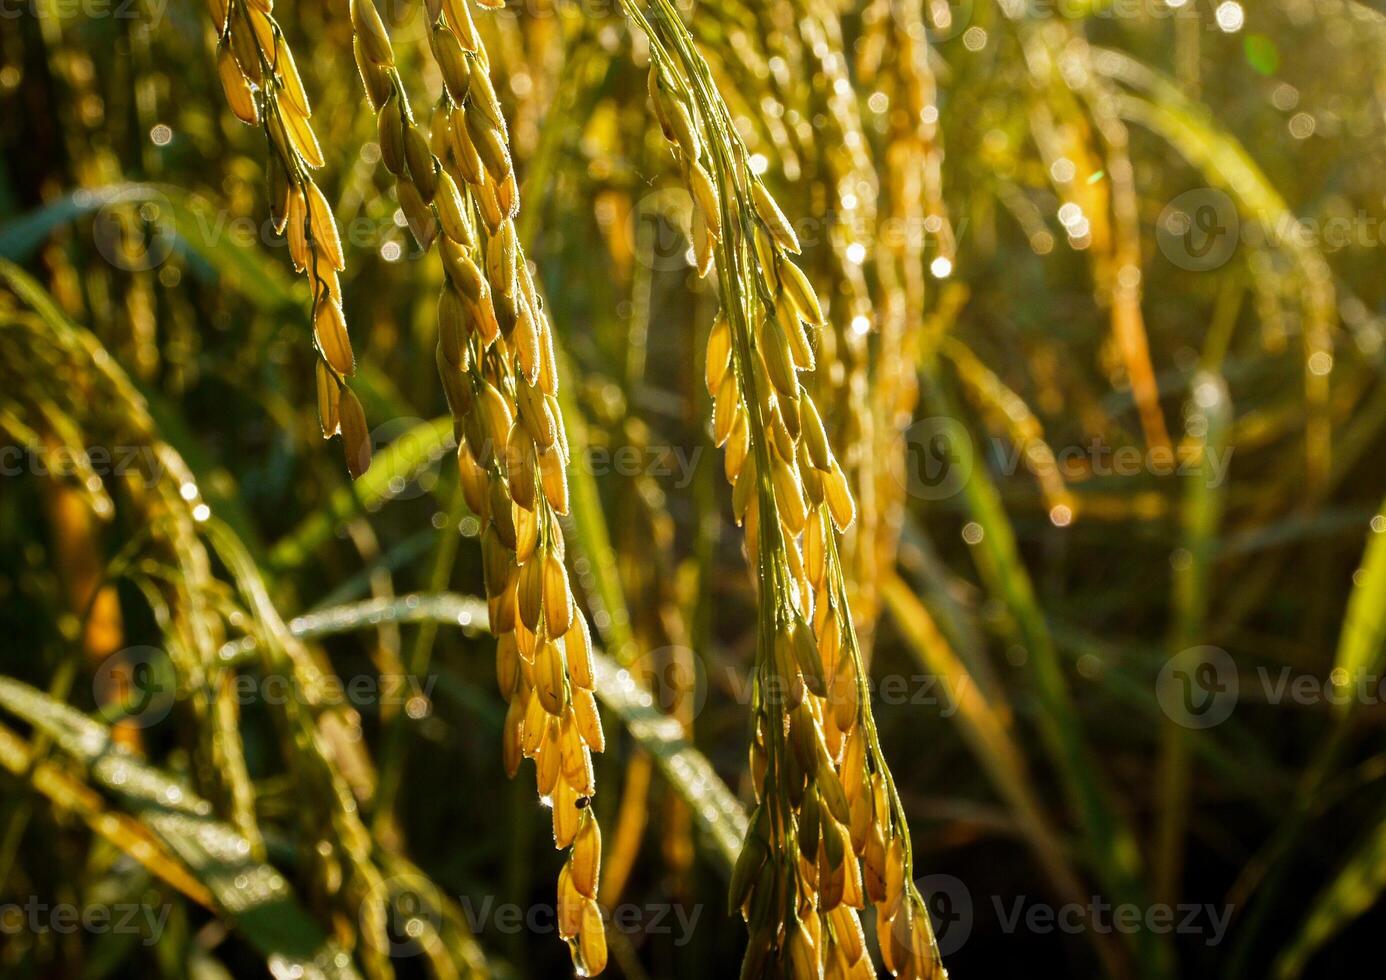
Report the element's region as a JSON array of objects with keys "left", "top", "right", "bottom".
[
  {"left": 922, "top": 366, "right": 1170, "bottom": 976},
  {"left": 1154, "top": 371, "right": 1231, "bottom": 905},
  {"left": 226, "top": 592, "right": 747, "bottom": 873},
  {"left": 1272, "top": 796, "right": 1386, "bottom": 978},
  {"left": 267, "top": 417, "right": 455, "bottom": 569},
  {"left": 0, "top": 679, "right": 360, "bottom": 980},
  {"left": 0, "top": 721, "right": 212, "bottom": 907},
  {"left": 1095, "top": 51, "right": 1336, "bottom": 494},
  {"left": 1224, "top": 500, "right": 1386, "bottom": 974},
  {"left": 881, "top": 573, "right": 1130, "bottom": 978},
  {"left": 1330, "top": 498, "right": 1386, "bottom": 706}
]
